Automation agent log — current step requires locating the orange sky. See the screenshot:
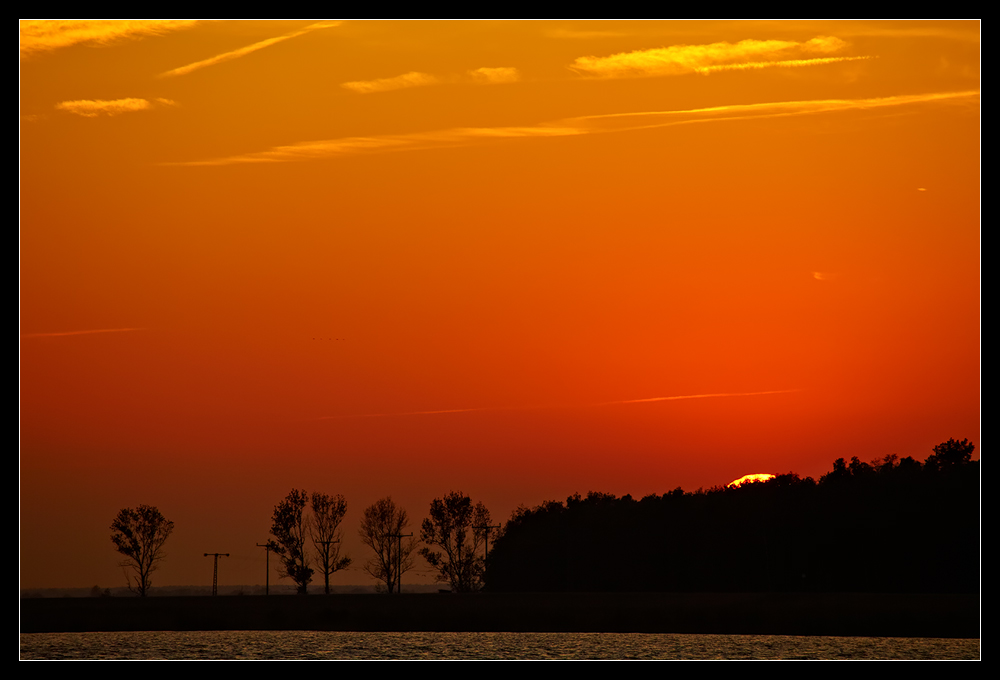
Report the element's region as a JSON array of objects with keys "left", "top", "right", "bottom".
[{"left": 20, "top": 20, "right": 979, "bottom": 590}]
